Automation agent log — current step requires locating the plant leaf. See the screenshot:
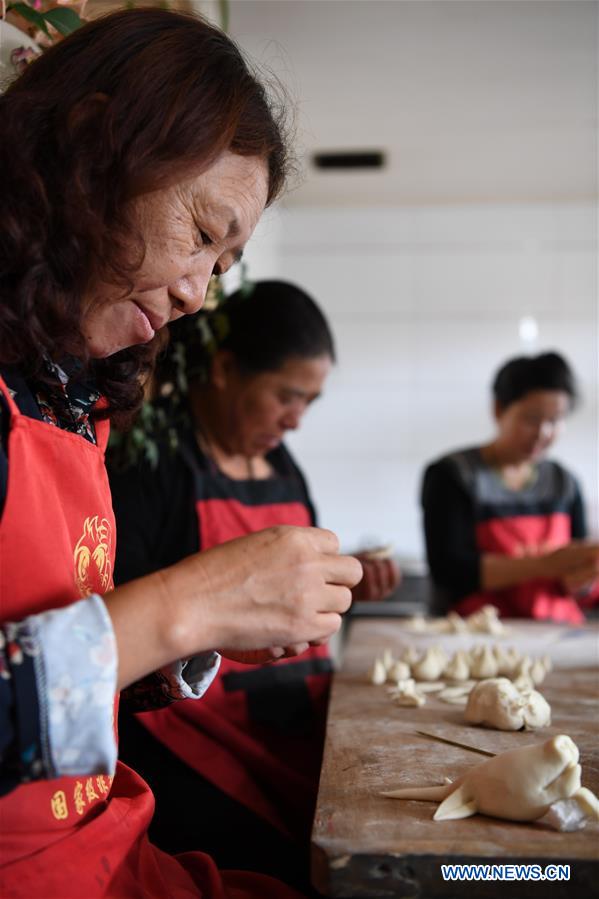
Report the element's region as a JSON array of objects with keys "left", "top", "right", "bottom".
[
  {"left": 42, "top": 6, "right": 83, "bottom": 37},
  {"left": 218, "top": 0, "right": 229, "bottom": 32},
  {"left": 7, "top": 3, "right": 50, "bottom": 37}
]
